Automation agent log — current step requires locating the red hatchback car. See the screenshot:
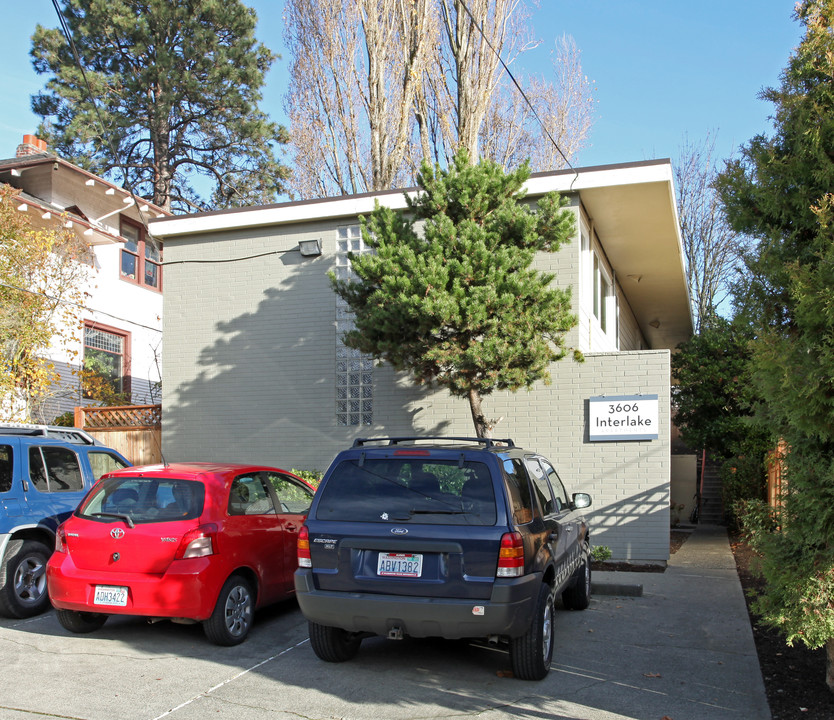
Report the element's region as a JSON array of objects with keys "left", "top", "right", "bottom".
[{"left": 47, "top": 462, "right": 315, "bottom": 645}]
